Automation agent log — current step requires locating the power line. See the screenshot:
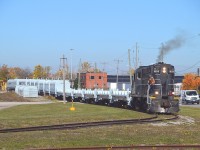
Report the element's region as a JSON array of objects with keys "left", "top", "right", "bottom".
[{"left": 176, "top": 60, "right": 200, "bottom": 73}]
